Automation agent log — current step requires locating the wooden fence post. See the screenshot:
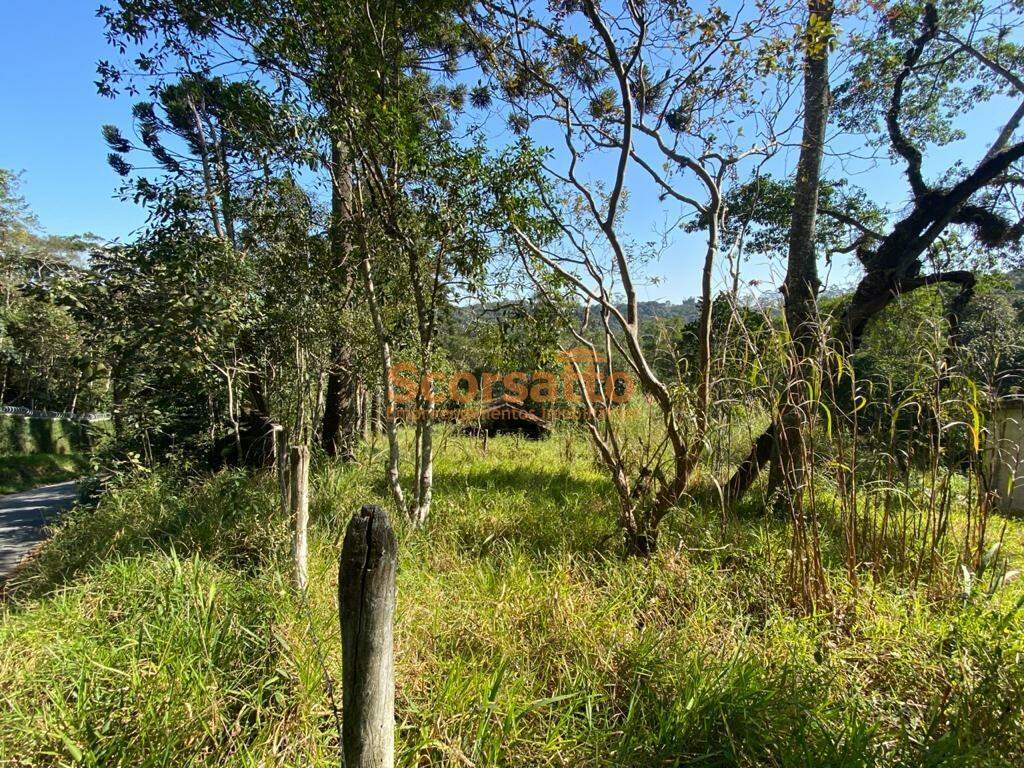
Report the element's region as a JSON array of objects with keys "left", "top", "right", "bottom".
[
  {"left": 339, "top": 504, "right": 396, "bottom": 768},
  {"left": 273, "top": 426, "right": 290, "bottom": 518},
  {"left": 289, "top": 444, "right": 310, "bottom": 592}
]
